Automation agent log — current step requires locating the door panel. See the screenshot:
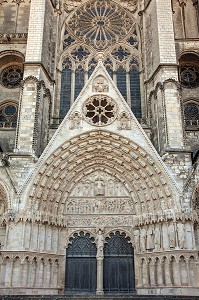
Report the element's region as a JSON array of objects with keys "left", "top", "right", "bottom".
[
  {"left": 65, "top": 232, "right": 97, "bottom": 294},
  {"left": 103, "top": 231, "right": 135, "bottom": 293}
]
